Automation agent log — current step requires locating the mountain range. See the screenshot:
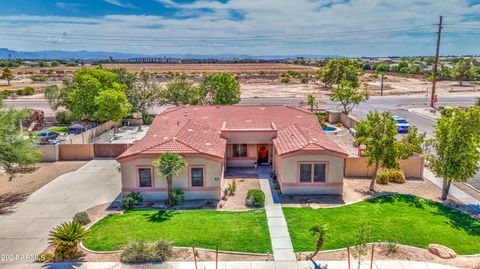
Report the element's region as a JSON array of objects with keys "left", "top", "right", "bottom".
[{"left": 0, "top": 48, "right": 341, "bottom": 60}]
